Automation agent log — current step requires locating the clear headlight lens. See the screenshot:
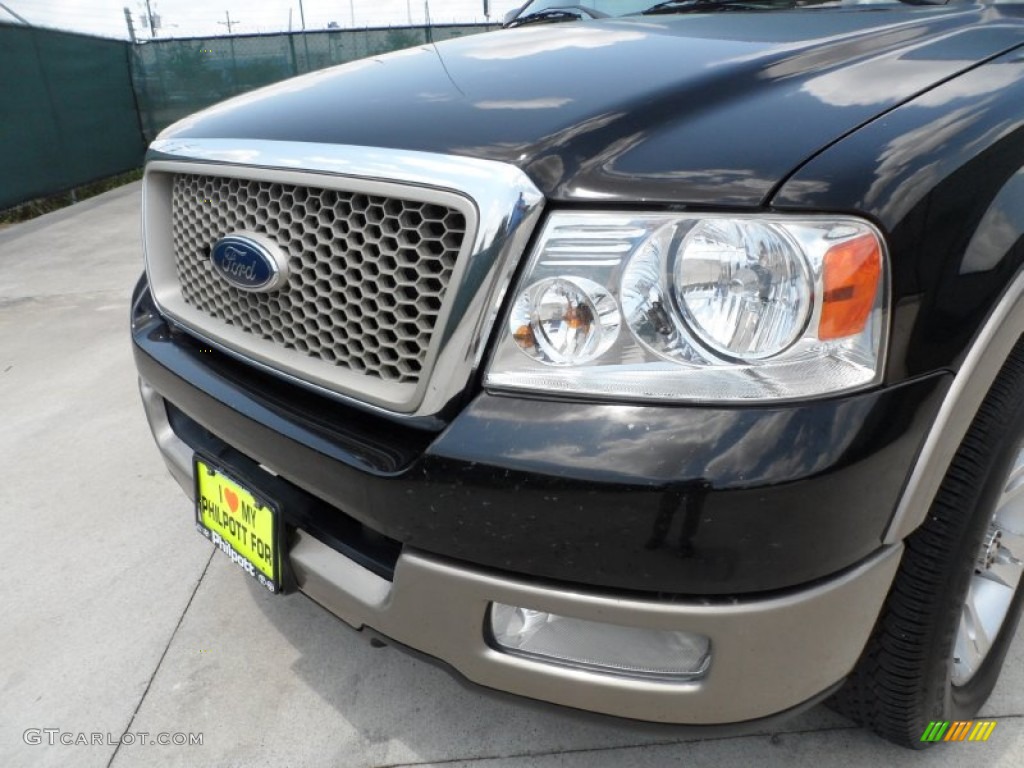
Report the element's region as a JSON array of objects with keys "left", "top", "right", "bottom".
[
  {"left": 509, "top": 277, "right": 620, "bottom": 365},
  {"left": 673, "top": 220, "right": 811, "bottom": 359},
  {"left": 485, "top": 212, "right": 888, "bottom": 403}
]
